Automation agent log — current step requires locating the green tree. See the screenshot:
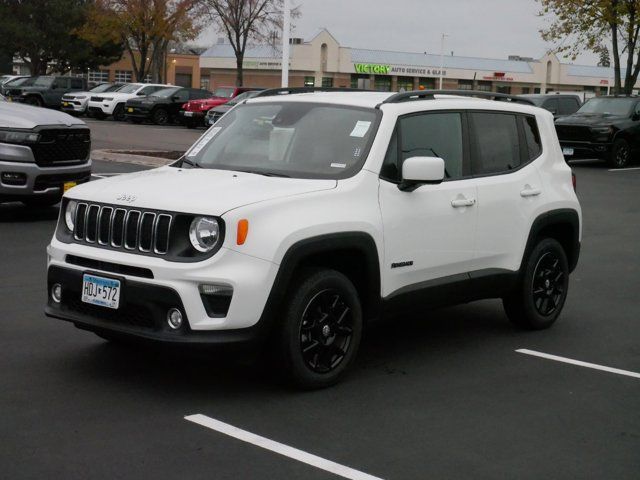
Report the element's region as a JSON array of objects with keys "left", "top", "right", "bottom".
[
  {"left": 84, "top": 0, "right": 204, "bottom": 83},
  {"left": 539, "top": 0, "right": 640, "bottom": 94},
  {"left": 0, "top": 0, "right": 123, "bottom": 75}
]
